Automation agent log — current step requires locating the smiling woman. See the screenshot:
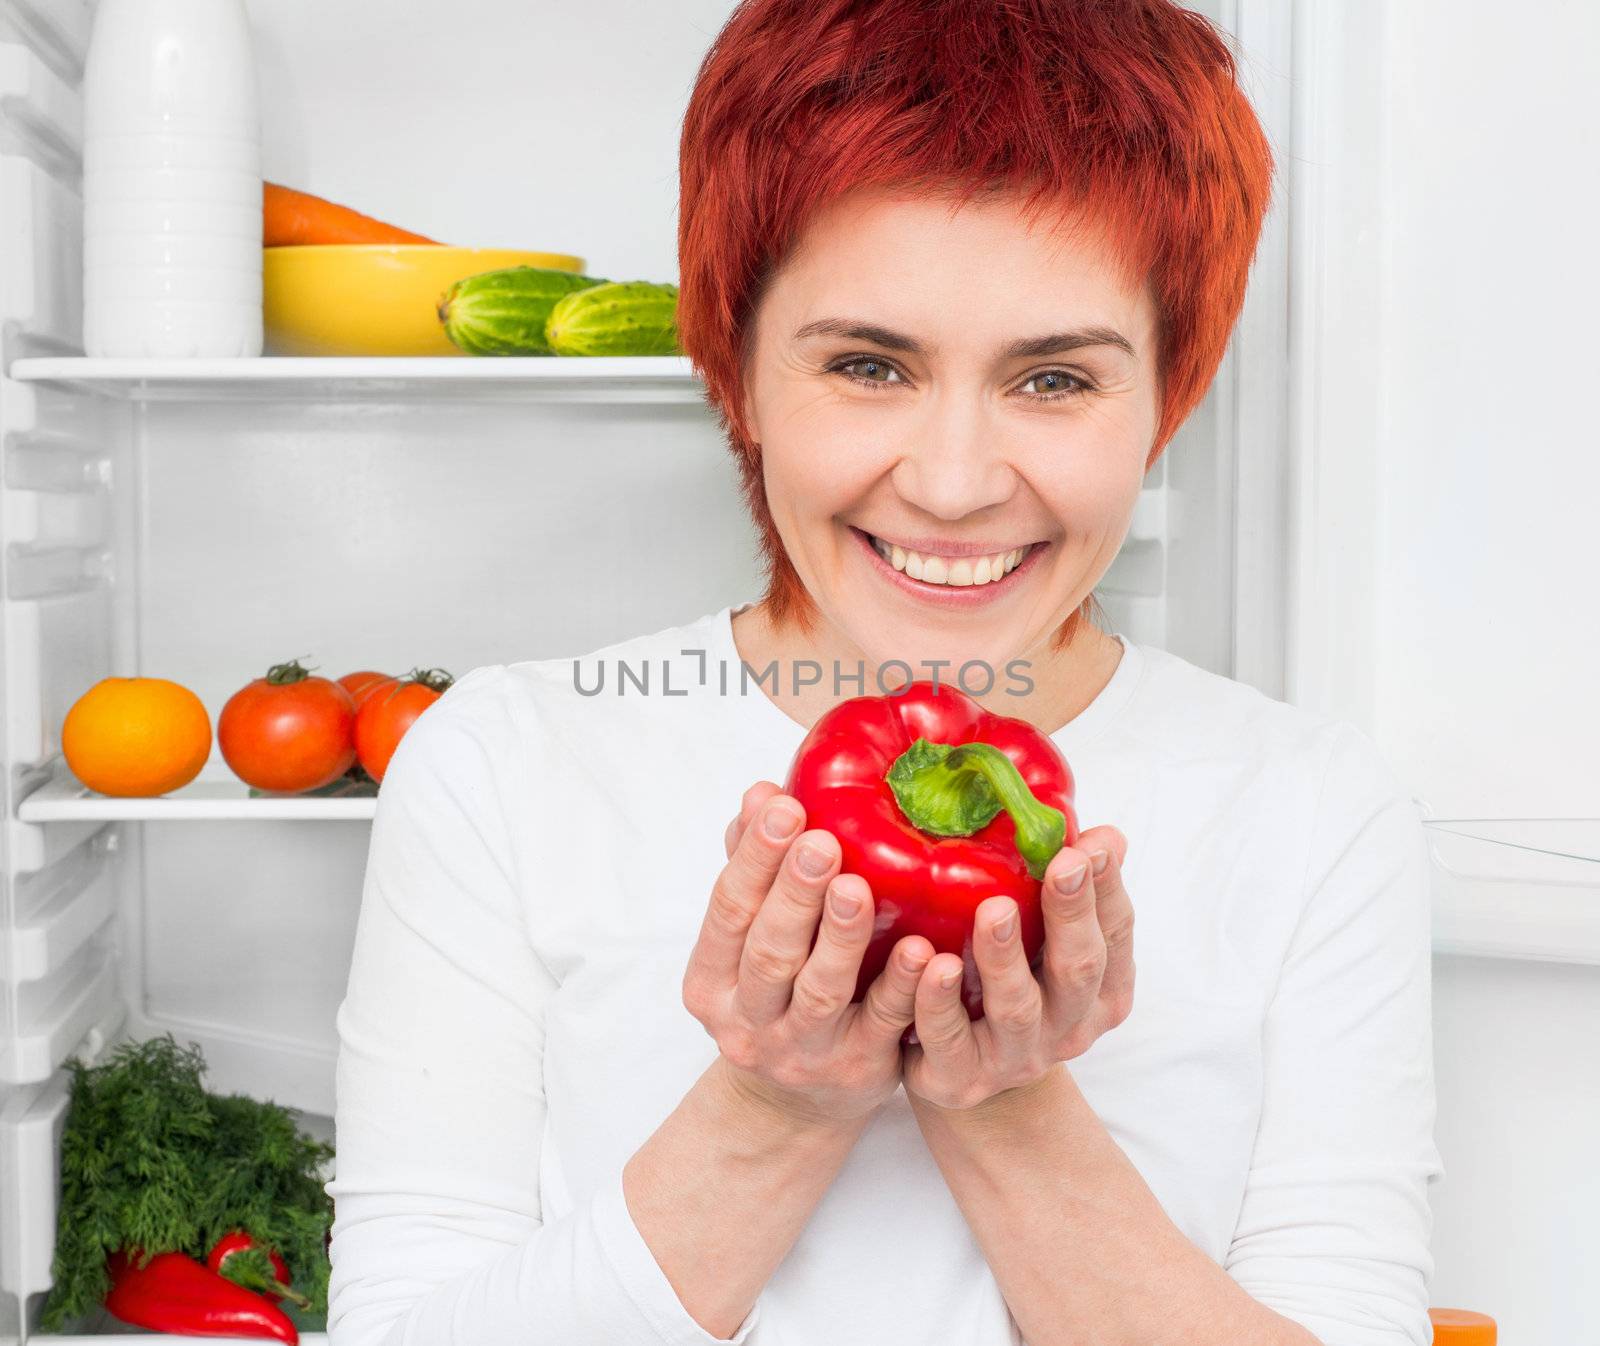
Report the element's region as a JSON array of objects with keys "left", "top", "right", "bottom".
[
  {"left": 678, "top": 0, "right": 1271, "bottom": 651},
  {"left": 326, "top": 4, "right": 1441, "bottom": 1346},
  {"left": 719, "top": 186, "right": 1167, "bottom": 729}
]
